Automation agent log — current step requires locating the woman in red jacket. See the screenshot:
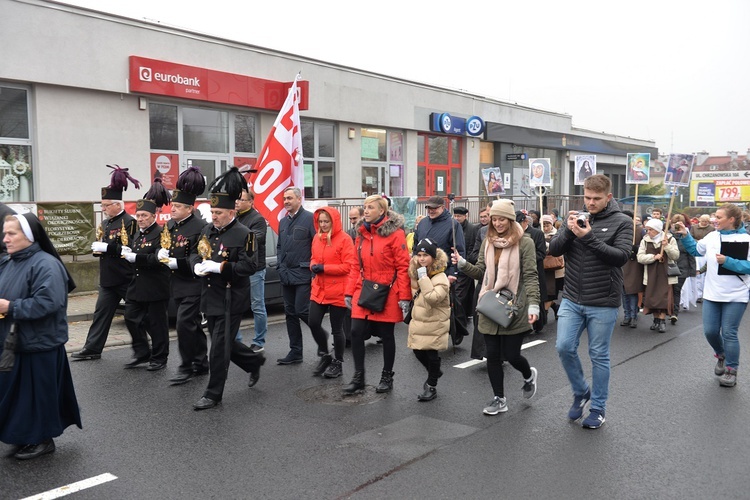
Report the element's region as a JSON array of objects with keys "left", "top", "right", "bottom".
[
  {"left": 309, "top": 207, "right": 356, "bottom": 378},
  {"left": 343, "top": 195, "right": 411, "bottom": 395}
]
